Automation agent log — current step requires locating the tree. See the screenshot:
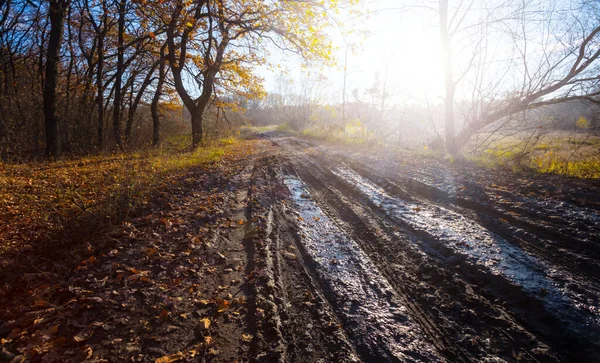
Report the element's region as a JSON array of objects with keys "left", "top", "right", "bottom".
[
  {"left": 413, "top": 0, "right": 600, "bottom": 154},
  {"left": 112, "top": 0, "right": 126, "bottom": 149},
  {"left": 455, "top": 0, "right": 600, "bottom": 145},
  {"left": 151, "top": 42, "right": 167, "bottom": 146},
  {"left": 439, "top": 0, "right": 456, "bottom": 154},
  {"left": 43, "top": 0, "right": 69, "bottom": 156},
  {"left": 156, "top": 0, "right": 339, "bottom": 148}
]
